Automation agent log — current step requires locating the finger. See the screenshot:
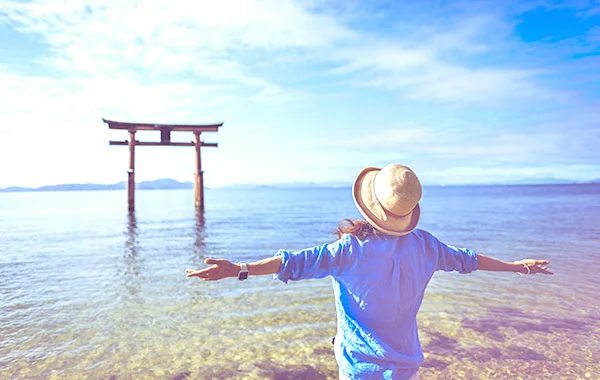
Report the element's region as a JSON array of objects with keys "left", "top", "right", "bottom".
[
  {"left": 535, "top": 267, "right": 553, "bottom": 275},
  {"left": 537, "top": 260, "right": 549, "bottom": 265},
  {"left": 205, "top": 258, "right": 229, "bottom": 265},
  {"left": 187, "top": 269, "right": 209, "bottom": 278}
]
